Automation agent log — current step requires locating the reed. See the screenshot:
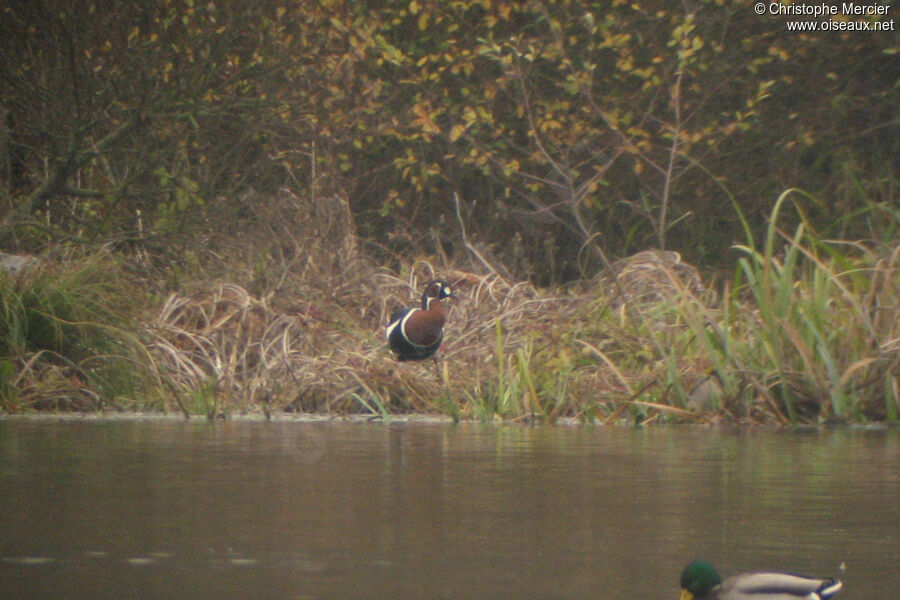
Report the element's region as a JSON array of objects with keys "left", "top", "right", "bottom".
[{"left": 663, "top": 190, "right": 899, "bottom": 424}]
